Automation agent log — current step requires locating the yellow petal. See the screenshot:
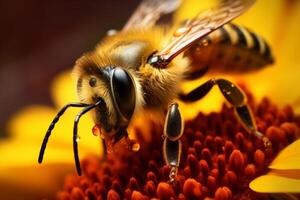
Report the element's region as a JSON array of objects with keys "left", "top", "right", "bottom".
[
  {"left": 234, "top": 0, "right": 284, "bottom": 44},
  {"left": 7, "top": 105, "right": 103, "bottom": 152},
  {"left": 0, "top": 138, "right": 101, "bottom": 168},
  {"left": 7, "top": 105, "right": 56, "bottom": 142},
  {"left": 0, "top": 163, "right": 73, "bottom": 200},
  {"left": 51, "top": 70, "right": 78, "bottom": 108},
  {"left": 273, "top": 0, "right": 300, "bottom": 111},
  {"left": 242, "top": 1, "right": 300, "bottom": 111},
  {"left": 5, "top": 105, "right": 103, "bottom": 168},
  {"left": 0, "top": 140, "right": 71, "bottom": 167},
  {"left": 2, "top": 97, "right": 103, "bottom": 199},
  {"left": 174, "top": 0, "right": 218, "bottom": 22},
  {"left": 176, "top": 0, "right": 284, "bottom": 46},
  {"left": 269, "top": 139, "right": 300, "bottom": 170},
  {"left": 250, "top": 173, "right": 300, "bottom": 193}
]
